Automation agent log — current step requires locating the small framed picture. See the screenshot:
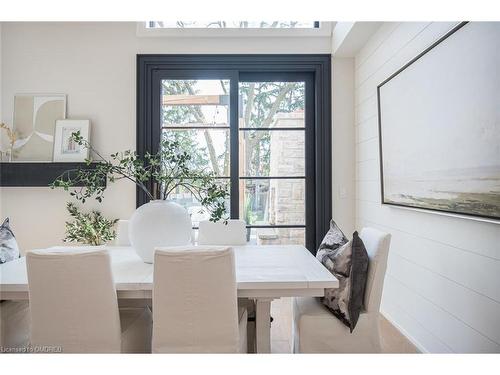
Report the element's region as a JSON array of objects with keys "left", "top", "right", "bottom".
[{"left": 53, "top": 120, "right": 91, "bottom": 162}]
